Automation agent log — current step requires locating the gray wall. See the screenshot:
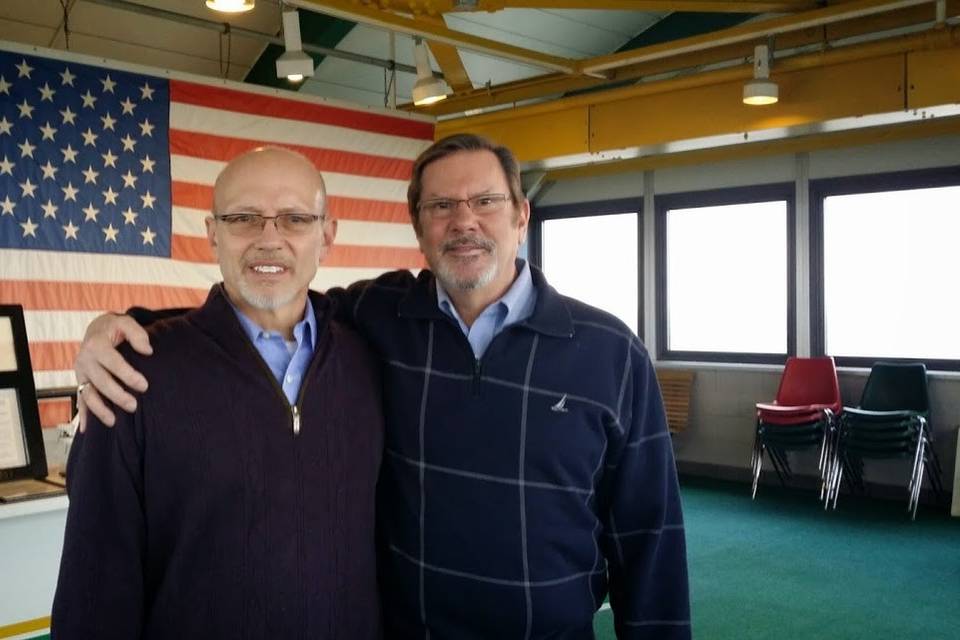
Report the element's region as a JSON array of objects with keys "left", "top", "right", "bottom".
[{"left": 534, "top": 135, "right": 960, "bottom": 492}]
